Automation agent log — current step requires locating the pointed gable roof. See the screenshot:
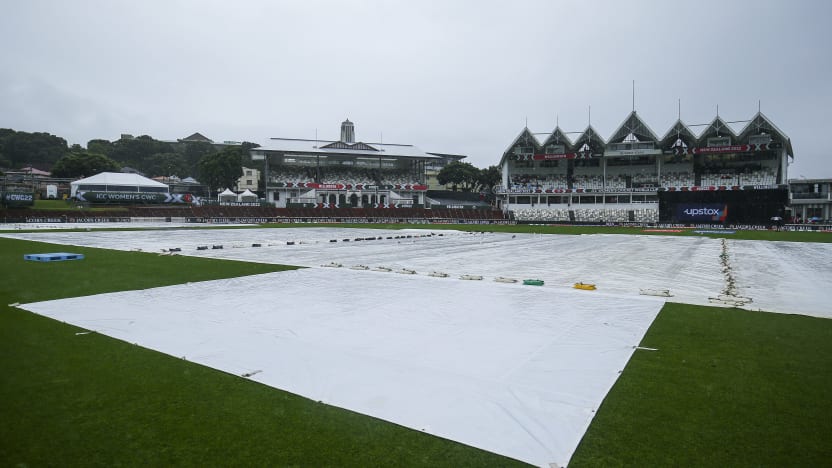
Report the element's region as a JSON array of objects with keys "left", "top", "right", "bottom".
[
  {"left": 660, "top": 119, "right": 699, "bottom": 149},
  {"left": 697, "top": 116, "right": 737, "bottom": 141},
  {"left": 499, "top": 127, "right": 541, "bottom": 165},
  {"left": 736, "top": 111, "right": 793, "bottom": 156},
  {"left": 540, "top": 126, "right": 573, "bottom": 149},
  {"left": 571, "top": 125, "right": 606, "bottom": 154},
  {"left": 607, "top": 111, "right": 659, "bottom": 144},
  {"left": 180, "top": 132, "right": 213, "bottom": 143}
]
